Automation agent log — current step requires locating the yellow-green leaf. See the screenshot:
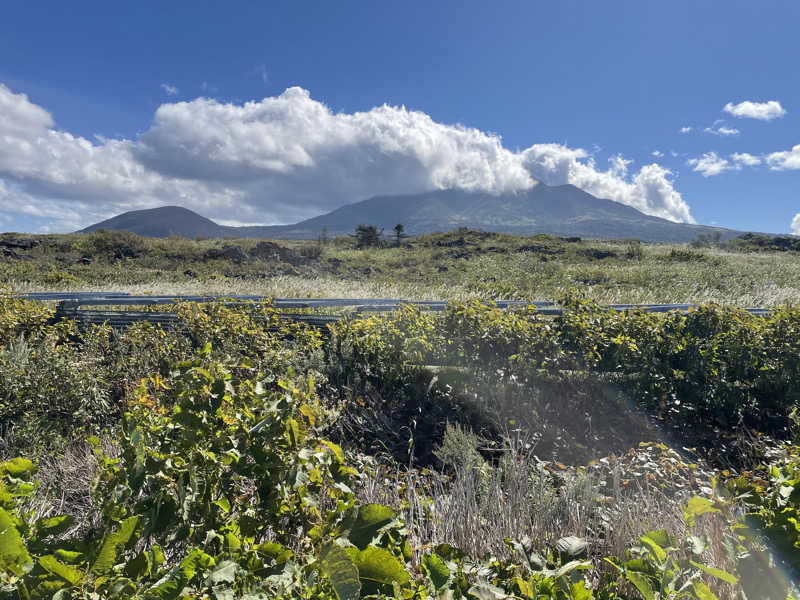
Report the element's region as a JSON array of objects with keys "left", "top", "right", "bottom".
[
  {"left": 692, "top": 582, "right": 720, "bottom": 600},
  {"left": 39, "top": 555, "right": 84, "bottom": 586},
  {"left": 320, "top": 543, "right": 360, "bottom": 600},
  {"left": 0, "top": 507, "right": 32, "bottom": 577},
  {"left": 689, "top": 560, "right": 738, "bottom": 585}
]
